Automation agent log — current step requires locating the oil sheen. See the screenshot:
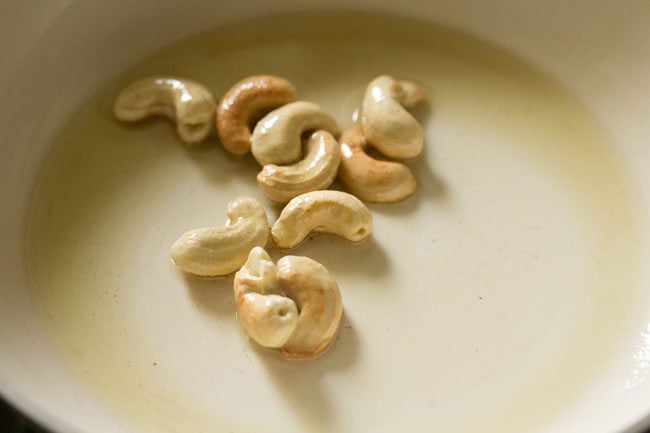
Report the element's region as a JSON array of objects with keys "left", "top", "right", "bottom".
[{"left": 26, "top": 12, "right": 644, "bottom": 433}]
